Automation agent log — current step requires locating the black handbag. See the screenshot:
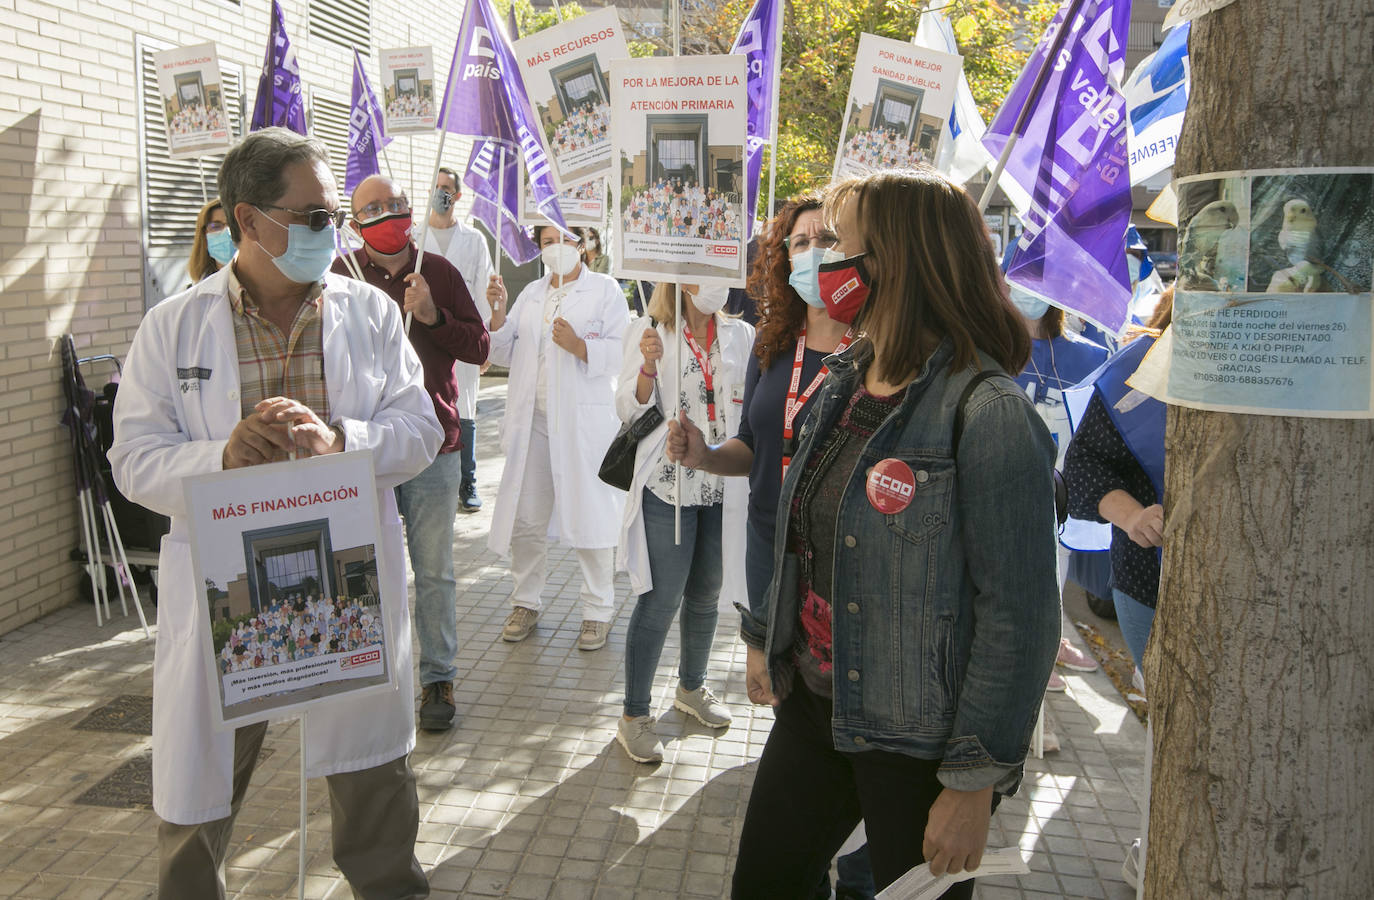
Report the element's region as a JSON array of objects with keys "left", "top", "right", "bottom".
[
  {"left": 599, "top": 335, "right": 666, "bottom": 490},
  {"left": 599, "top": 401, "right": 664, "bottom": 491}
]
